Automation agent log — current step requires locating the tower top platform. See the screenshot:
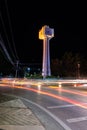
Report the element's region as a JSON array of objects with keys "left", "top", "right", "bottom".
[{"left": 39, "top": 25, "right": 54, "bottom": 40}]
